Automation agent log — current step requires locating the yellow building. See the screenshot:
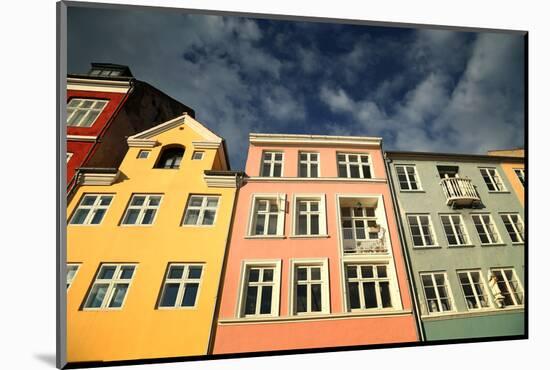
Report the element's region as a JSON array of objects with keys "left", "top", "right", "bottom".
[
  {"left": 488, "top": 148, "right": 525, "bottom": 205},
  {"left": 66, "top": 113, "right": 240, "bottom": 364}
]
